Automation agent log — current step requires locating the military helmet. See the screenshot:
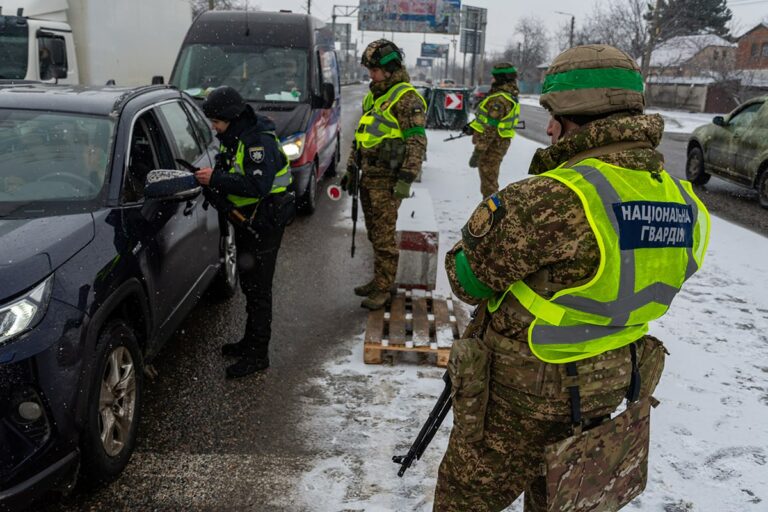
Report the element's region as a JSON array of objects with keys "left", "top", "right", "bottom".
[
  {"left": 491, "top": 61, "right": 517, "bottom": 83},
  {"left": 361, "top": 39, "right": 404, "bottom": 72},
  {"left": 202, "top": 86, "right": 246, "bottom": 121},
  {"left": 540, "top": 44, "right": 645, "bottom": 117}
]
